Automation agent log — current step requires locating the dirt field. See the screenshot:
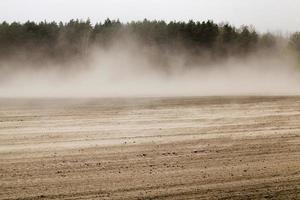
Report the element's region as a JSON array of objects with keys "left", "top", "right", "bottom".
[{"left": 0, "top": 96, "right": 300, "bottom": 199}]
